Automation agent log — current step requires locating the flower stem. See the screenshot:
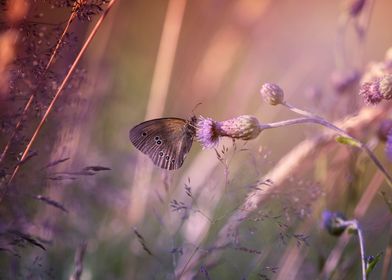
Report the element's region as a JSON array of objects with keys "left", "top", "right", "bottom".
[
  {"left": 340, "top": 220, "right": 367, "bottom": 280},
  {"left": 275, "top": 102, "right": 392, "bottom": 189},
  {"left": 357, "top": 223, "right": 367, "bottom": 280}
]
